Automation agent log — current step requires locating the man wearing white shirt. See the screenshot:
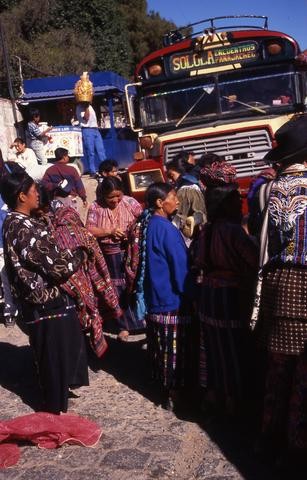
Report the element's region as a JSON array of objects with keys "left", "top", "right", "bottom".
[
  {"left": 76, "top": 101, "right": 106, "bottom": 175},
  {"left": 7, "top": 138, "right": 48, "bottom": 180}
]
